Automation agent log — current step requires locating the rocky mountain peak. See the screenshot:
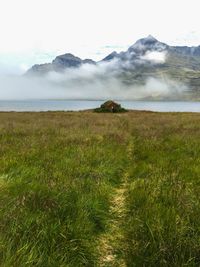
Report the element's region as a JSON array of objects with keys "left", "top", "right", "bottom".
[
  {"left": 102, "top": 51, "right": 119, "bottom": 61},
  {"left": 52, "top": 53, "right": 82, "bottom": 70},
  {"left": 128, "top": 35, "right": 167, "bottom": 54},
  {"left": 136, "top": 35, "right": 158, "bottom": 45}
]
